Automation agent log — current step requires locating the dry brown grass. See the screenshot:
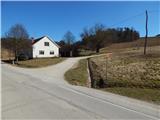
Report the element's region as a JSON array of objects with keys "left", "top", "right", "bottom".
[
  {"left": 89, "top": 46, "right": 160, "bottom": 104},
  {"left": 16, "top": 57, "right": 66, "bottom": 68},
  {"left": 100, "top": 37, "right": 160, "bottom": 53},
  {"left": 90, "top": 46, "right": 160, "bottom": 88},
  {"left": 1, "top": 47, "right": 65, "bottom": 68},
  {"left": 1, "top": 48, "right": 14, "bottom": 60}
]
